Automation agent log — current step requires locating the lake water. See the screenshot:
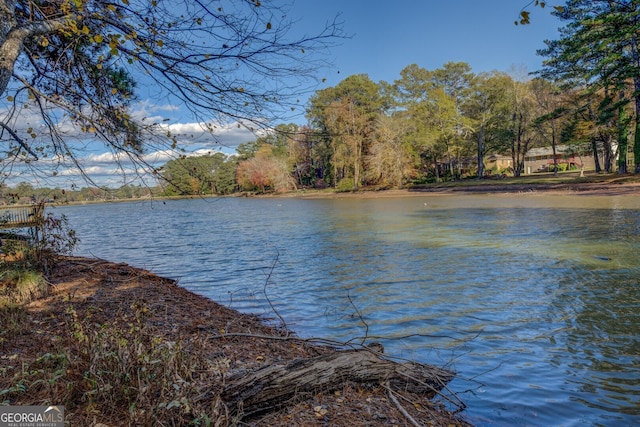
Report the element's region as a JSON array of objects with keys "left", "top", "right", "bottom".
[{"left": 53, "top": 193, "right": 640, "bottom": 426}]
